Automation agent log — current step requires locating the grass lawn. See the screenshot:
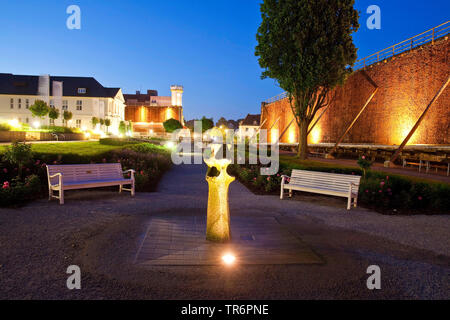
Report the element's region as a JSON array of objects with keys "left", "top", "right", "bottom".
[{"left": 0, "top": 141, "right": 124, "bottom": 157}]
